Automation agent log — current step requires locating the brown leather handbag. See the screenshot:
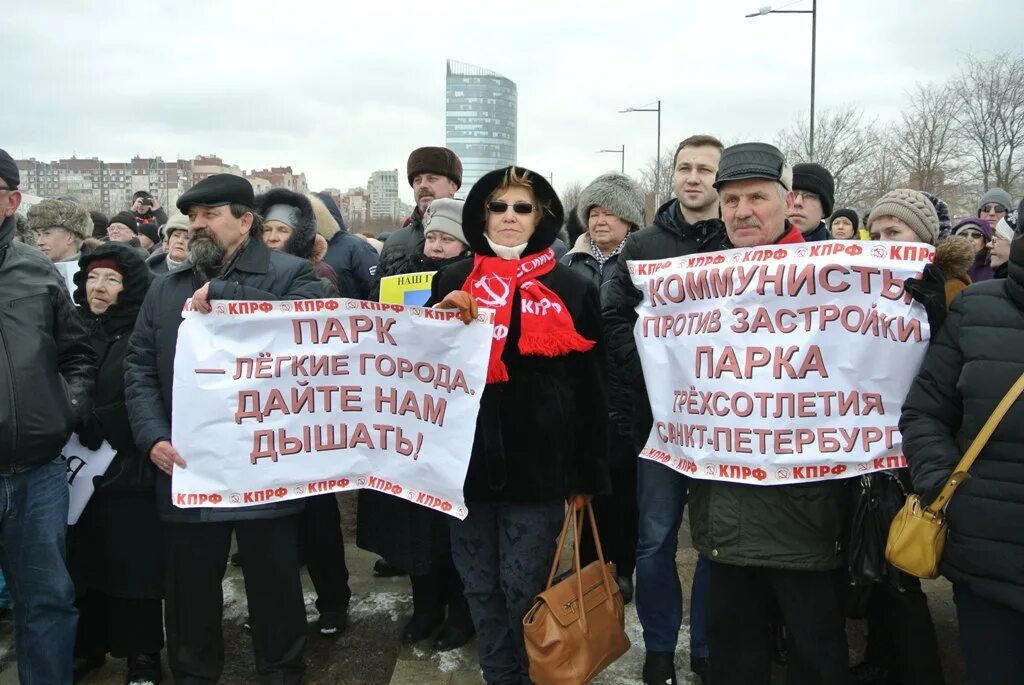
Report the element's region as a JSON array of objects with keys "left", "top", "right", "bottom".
[{"left": 523, "top": 503, "right": 630, "bottom": 685}]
